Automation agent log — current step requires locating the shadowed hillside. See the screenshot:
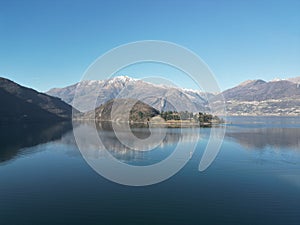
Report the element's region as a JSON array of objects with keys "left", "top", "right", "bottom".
[{"left": 0, "top": 77, "right": 76, "bottom": 123}]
